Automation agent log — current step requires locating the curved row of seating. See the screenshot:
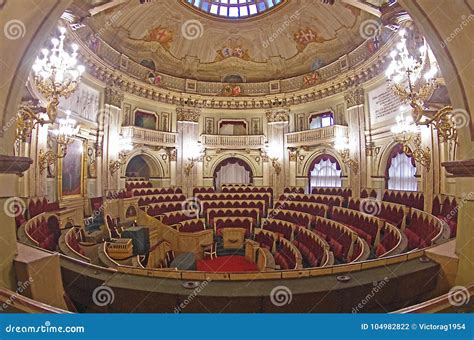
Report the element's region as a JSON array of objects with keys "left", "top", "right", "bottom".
[
  {"left": 138, "top": 194, "right": 186, "bottom": 206},
  {"left": 266, "top": 209, "right": 313, "bottom": 229},
  {"left": 274, "top": 238, "right": 302, "bottom": 270},
  {"left": 293, "top": 227, "right": 331, "bottom": 267},
  {"left": 125, "top": 180, "right": 153, "bottom": 191},
  {"left": 283, "top": 187, "right": 305, "bottom": 194},
  {"left": 261, "top": 218, "right": 299, "bottom": 240},
  {"left": 330, "top": 206, "right": 382, "bottom": 247},
  {"left": 347, "top": 198, "right": 407, "bottom": 230},
  {"left": 383, "top": 189, "right": 424, "bottom": 210},
  {"left": 207, "top": 207, "right": 259, "bottom": 226},
  {"left": 279, "top": 193, "right": 343, "bottom": 207},
  {"left": 24, "top": 214, "right": 61, "bottom": 251},
  {"left": 195, "top": 192, "right": 271, "bottom": 212},
  {"left": 132, "top": 187, "right": 183, "bottom": 196},
  {"left": 273, "top": 200, "right": 328, "bottom": 218},
  {"left": 221, "top": 186, "right": 273, "bottom": 194},
  {"left": 158, "top": 210, "right": 197, "bottom": 225},
  {"left": 174, "top": 219, "right": 206, "bottom": 233},
  {"left": 311, "top": 187, "right": 352, "bottom": 200},
  {"left": 145, "top": 202, "right": 185, "bottom": 217},
  {"left": 313, "top": 216, "right": 362, "bottom": 263},
  {"left": 405, "top": 209, "right": 444, "bottom": 250},
  {"left": 254, "top": 229, "right": 276, "bottom": 251},
  {"left": 361, "top": 188, "right": 378, "bottom": 199},
  {"left": 376, "top": 223, "right": 403, "bottom": 258},
  {"left": 201, "top": 200, "right": 265, "bottom": 218},
  {"left": 432, "top": 194, "right": 458, "bottom": 237},
  {"left": 214, "top": 217, "right": 253, "bottom": 237}
]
